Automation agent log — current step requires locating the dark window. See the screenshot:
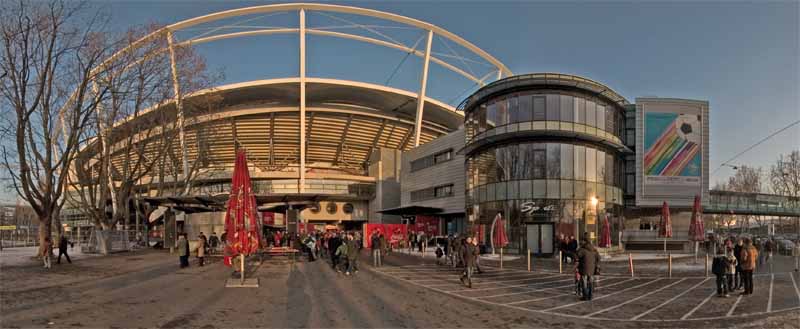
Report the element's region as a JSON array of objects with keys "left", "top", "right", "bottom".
[
  {"left": 576, "top": 97, "right": 586, "bottom": 124},
  {"left": 477, "top": 104, "right": 487, "bottom": 133},
  {"left": 497, "top": 98, "right": 508, "bottom": 126},
  {"left": 410, "top": 149, "right": 452, "bottom": 172},
  {"left": 487, "top": 101, "right": 497, "bottom": 128},
  {"left": 326, "top": 202, "right": 338, "bottom": 214},
  {"left": 509, "top": 95, "right": 519, "bottom": 123},
  {"left": 546, "top": 94, "right": 560, "bottom": 121},
  {"left": 560, "top": 95, "right": 574, "bottom": 122},
  {"left": 586, "top": 100, "right": 596, "bottom": 128},
  {"left": 310, "top": 202, "right": 321, "bottom": 213},
  {"left": 560, "top": 143, "right": 573, "bottom": 179},
  {"left": 343, "top": 203, "right": 354, "bottom": 214},
  {"left": 606, "top": 153, "right": 614, "bottom": 185},
  {"left": 435, "top": 184, "right": 454, "bottom": 198},
  {"left": 547, "top": 143, "right": 560, "bottom": 179},
  {"left": 533, "top": 96, "right": 546, "bottom": 121},
  {"left": 411, "top": 184, "right": 454, "bottom": 202},
  {"left": 533, "top": 144, "right": 546, "bottom": 179},
  {"left": 518, "top": 94, "right": 532, "bottom": 122}
]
